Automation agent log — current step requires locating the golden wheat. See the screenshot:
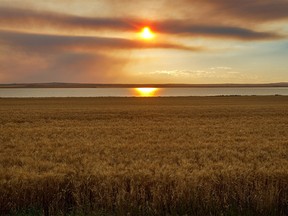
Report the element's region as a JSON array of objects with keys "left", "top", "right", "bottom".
[{"left": 0, "top": 97, "right": 287, "bottom": 215}]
